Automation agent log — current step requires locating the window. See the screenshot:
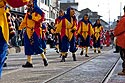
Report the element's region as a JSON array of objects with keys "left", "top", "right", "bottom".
[{"left": 41, "top": 0, "right": 44, "bottom": 3}]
